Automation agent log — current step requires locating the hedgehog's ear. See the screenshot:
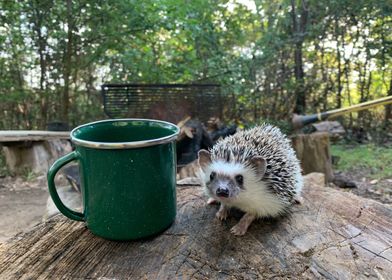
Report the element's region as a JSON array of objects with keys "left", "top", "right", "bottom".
[
  {"left": 198, "top": 149, "right": 211, "bottom": 171},
  {"left": 250, "top": 156, "right": 266, "bottom": 177}
]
